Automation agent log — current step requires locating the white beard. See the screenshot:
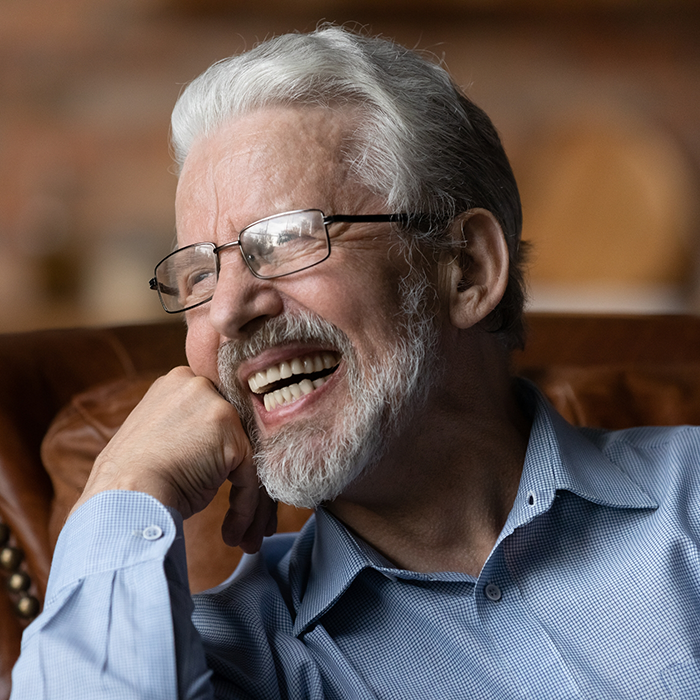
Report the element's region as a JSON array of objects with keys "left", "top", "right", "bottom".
[{"left": 217, "top": 269, "right": 441, "bottom": 508}]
